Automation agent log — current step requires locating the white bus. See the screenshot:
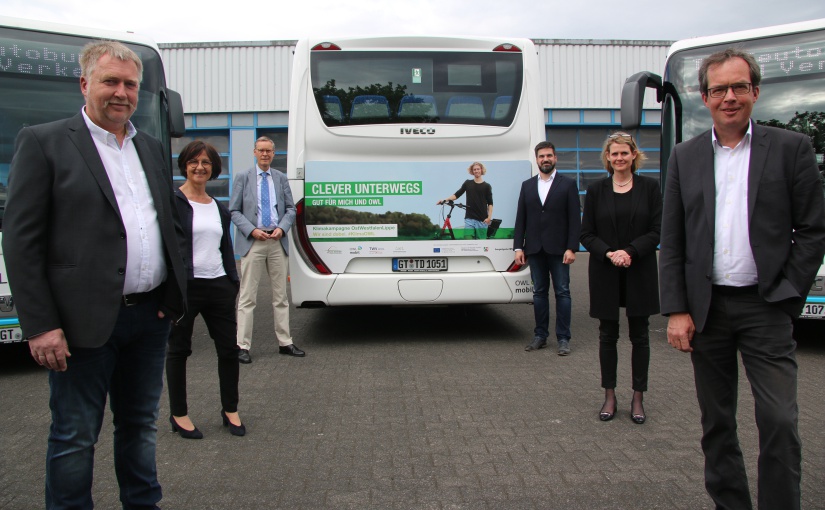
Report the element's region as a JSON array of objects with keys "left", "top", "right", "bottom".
[
  {"left": 286, "top": 36, "right": 545, "bottom": 307},
  {"left": 0, "top": 16, "right": 185, "bottom": 343},
  {"left": 621, "top": 18, "right": 825, "bottom": 320}
]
